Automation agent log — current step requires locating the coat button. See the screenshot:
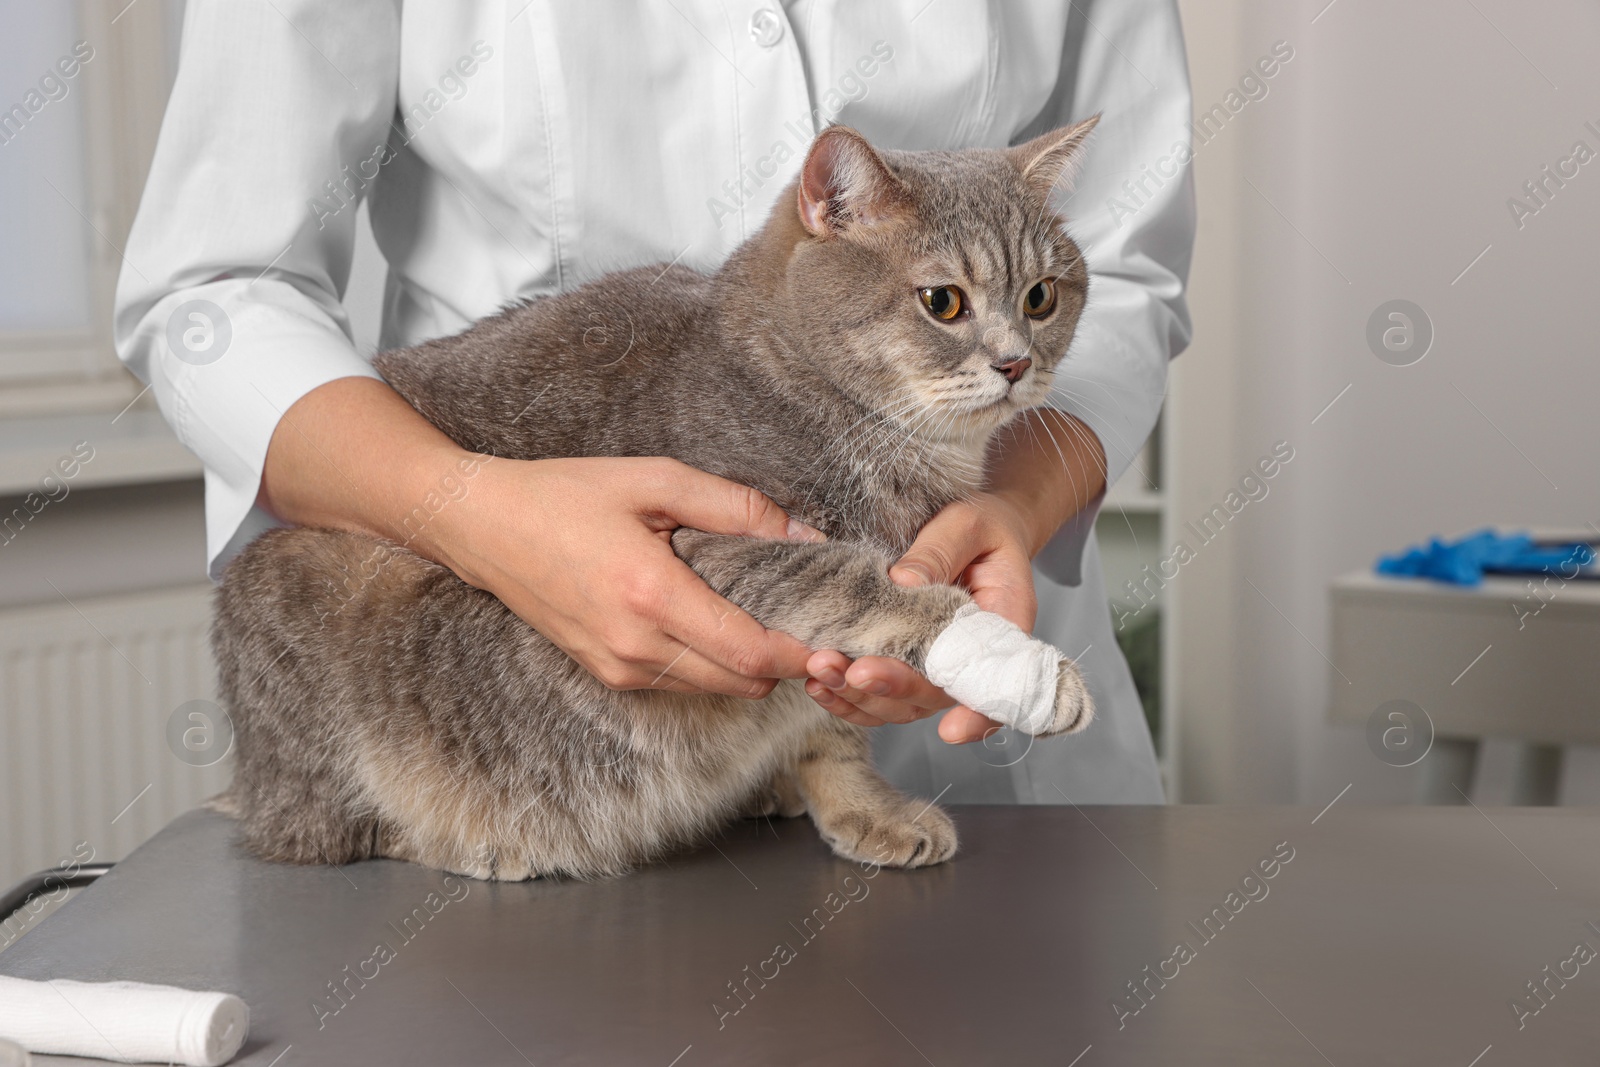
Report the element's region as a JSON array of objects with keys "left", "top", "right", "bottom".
[{"left": 749, "top": 8, "right": 785, "bottom": 48}]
